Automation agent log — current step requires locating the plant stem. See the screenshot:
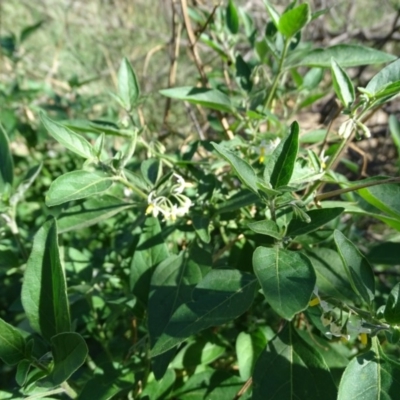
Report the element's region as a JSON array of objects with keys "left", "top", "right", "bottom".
[{"left": 263, "top": 38, "right": 290, "bottom": 112}]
